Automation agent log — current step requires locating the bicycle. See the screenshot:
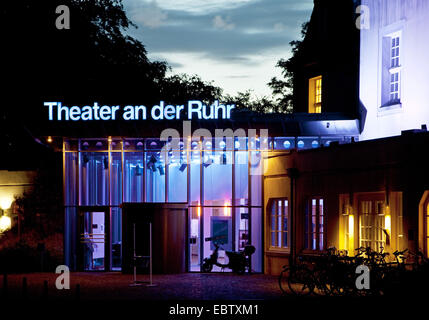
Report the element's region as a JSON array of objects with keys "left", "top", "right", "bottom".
[{"left": 279, "top": 256, "right": 314, "bottom": 296}]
